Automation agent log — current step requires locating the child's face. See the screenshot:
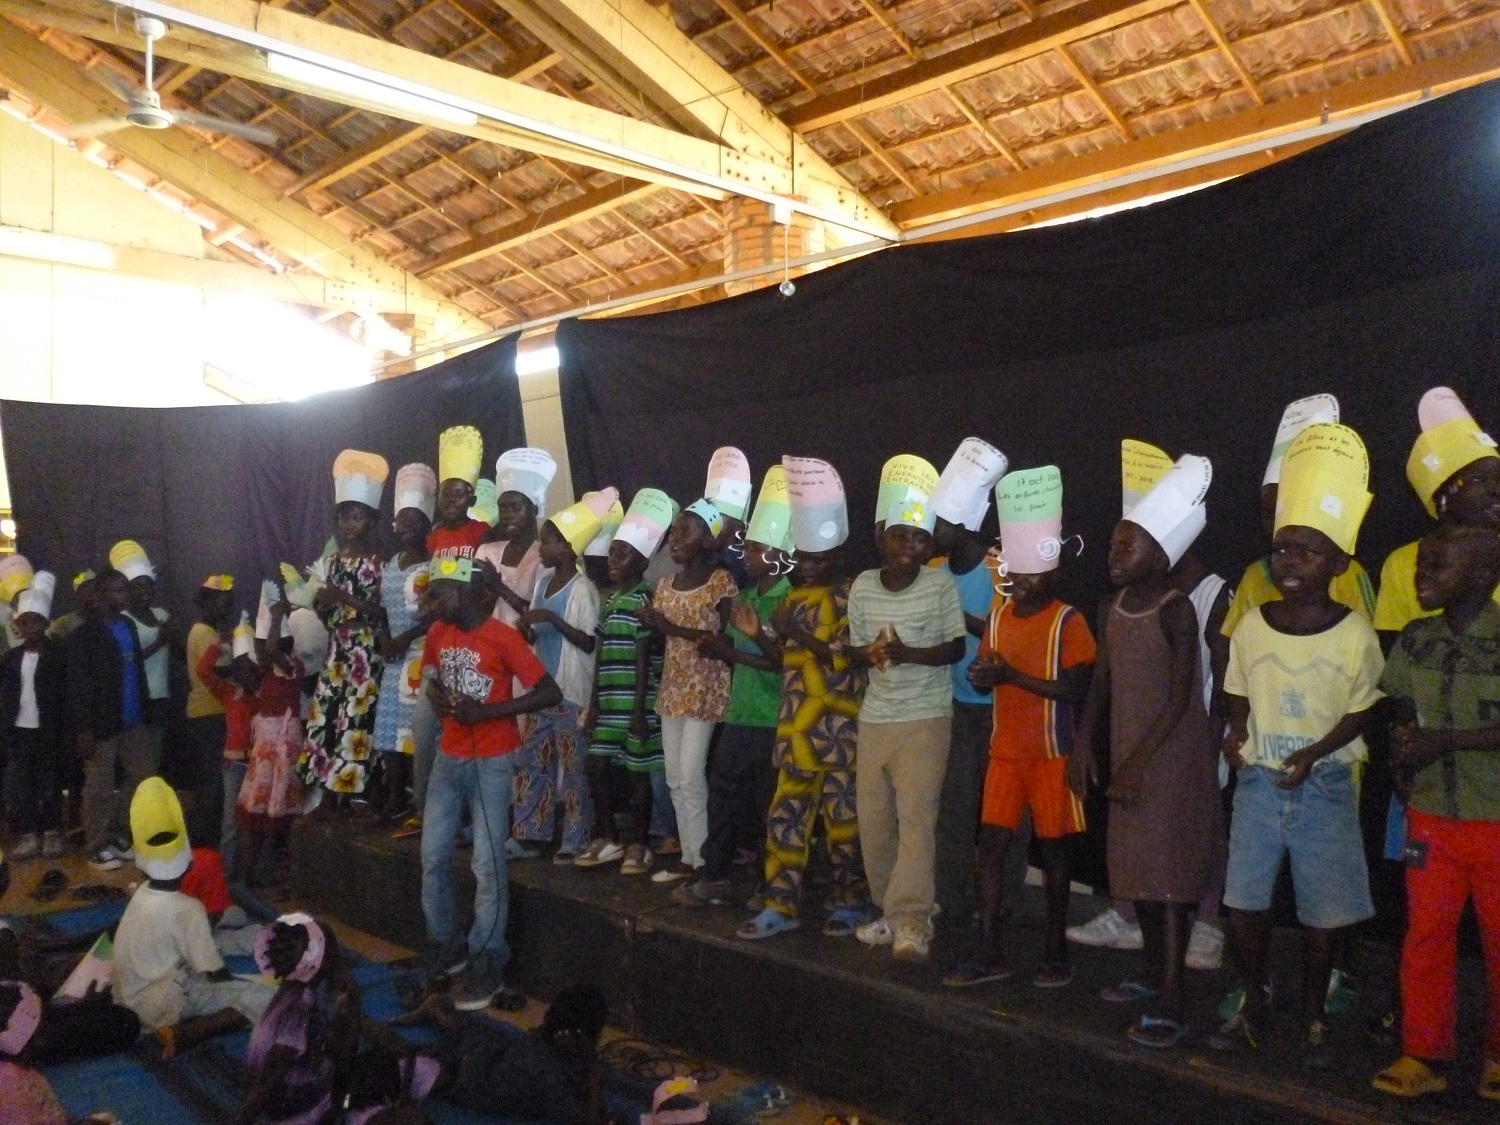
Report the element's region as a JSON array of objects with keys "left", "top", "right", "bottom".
[
  {"left": 793, "top": 546, "right": 843, "bottom": 587},
  {"left": 606, "top": 540, "right": 648, "bottom": 587},
  {"left": 127, "top": 576, "right": 154, "bottom": 615},
  {"left": 538, "top": 522, "right": 575, "bottom": 570},
  {"left": 336, "top": 502, "right": 377, "bottom": 547},
  {"left": 743, "top": 541, "right": 774, "bottom": 581},
  {"left": 199, "top": 589, "right": 234, "bottom": 629},
  {"left": 880, "top": 524, "right": 932, "bottom": 569},
  {"left": 1107, "top": 520, "right": 1168, "bottom": 587},
  {"left": 14, "top": 612, "right": 46, "bottom": 645},
  {"left": 1440, "top": 458, "right": 1500, "bottom": 530},
  {"left": 101, "top": 574, "right": 131, "bottom": 613},
  {"left": 428, "top": 577, "right": 465, "bottom": 623},
  {"left": 76, "top": 579, "right": 101, "bottom": 614},
  {"left": 229, "top": 657, "right": 262, "bottom": 694},
  {"left": 1269, "top": 525, "right": 1348, "bottom": 600},
  {"left": 1415, "top": 532, "right": 1500, "bottom": 611},
  {"left": 1007, "top": 570, "right": 1052, "bottom": 607},
  {"left": 265, "top": 921, "right": 311, "bottom": 980},
  {"left": 668, "top": 512, "right": 714, "bottom": 565},
  {"left": 437, "top": 479, "right": 475, "bottom": 527},
  {"left": 393, "top": 507, "right": 431, "bottom": 550},
  {"left": 496, "top": 492, "right": 535, "bottom": 540}
]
